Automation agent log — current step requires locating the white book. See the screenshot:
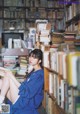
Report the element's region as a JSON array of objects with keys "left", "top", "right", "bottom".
[
  {"left": 62, "top": 53, "right": 67, "bottom": 79},
  {"left": 49, "top": 72, "right": 54, "bottom": 94},
  {"left": 53, "top": 74, "right": 57, "bottom": 98},
  {"left": 13, "top": 39, "right": 22, "bottom": 48},
  {"left": 61, "top": 79, "right": 65, "bottom": 108},
  {"left": 43, "top": 51, "right": 50, "bottom": 68},
  {"left": 57, "top": 76, "right": 60, "bottom": 106},
  {"left": 50, "top": 52, "right": 57, "bottom": 71},
  {"left": 8, "top": 38, "right": 12, "bottom": 49},
  {"left": 40, "top": 36, "right": 51, "bottom": 42},
  {"left": 56, "top": 52, "right": 59, "bottom": 73},
  {"left": 71, "top": 56, "right": 78, "bottom": 87}
]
